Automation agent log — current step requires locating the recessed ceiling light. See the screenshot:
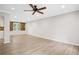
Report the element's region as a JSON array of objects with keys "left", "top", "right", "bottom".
[
  {"left": 14, "top": 16, "right": 17, "bottom": 18},
  {"left": 36, "top": 14, "right": 39, "bottom": 16},
  {"left": 61, "top": 5, "right": 65, "bottom": 8},
  {"left": 11, "top": 8, "right": 15, "bottom": 10}
]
